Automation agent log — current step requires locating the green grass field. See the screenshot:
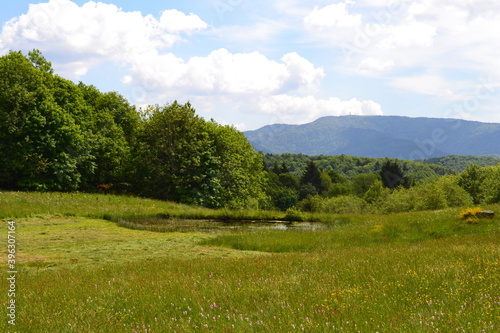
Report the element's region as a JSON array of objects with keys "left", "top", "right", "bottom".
[{"left": 1, "top": 192, "right": 499, "bottom": 332}]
